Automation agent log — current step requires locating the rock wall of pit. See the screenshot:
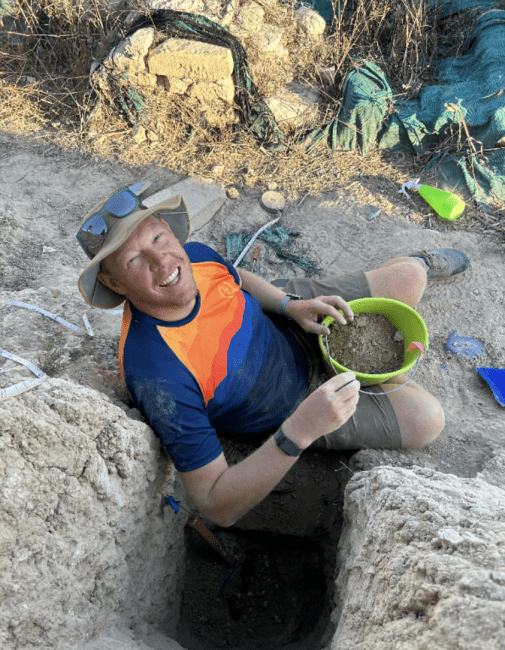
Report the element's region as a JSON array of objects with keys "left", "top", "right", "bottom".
[
  {"left": 329, "top": 464, "right": 505, "bottom": 650},
  {"left": 0, "top": 378, "right": 186, "bottom": 650}
]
